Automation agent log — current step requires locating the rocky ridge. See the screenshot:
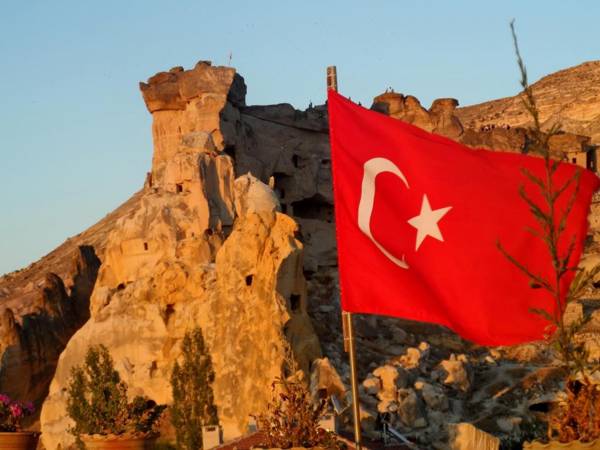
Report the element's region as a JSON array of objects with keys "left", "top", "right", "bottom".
[{"left": 457, "top": 61, "right": 600, "bottom": 143}]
